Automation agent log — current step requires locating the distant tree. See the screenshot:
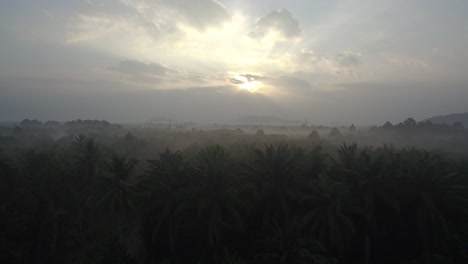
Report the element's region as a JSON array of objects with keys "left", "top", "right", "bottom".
[
  {"left": 329, "top": 128, "right": 342, "bottom": 138},
  {"left": 235, "top": 128, "right": 245, "bottom": 134},
  {"left": 382, "top": 121, "right": 393, "bottom": 129},
  {"left": 308, "top": 130, "right": 320, "bottom": 141},
  {"left": 453, "top": 122, "right": 464, "bottom": 130},
  {"left": 256, "top": 129, "right": 266, "bottom": 136},
  {"left": 65, "top": 119, "right": 111, "bottom": 128},
  {"left": 124, "top": 132, "right": 135, "bottom": 143},
  {"left": 349, "top": 124, "right": 356, "bottom": 133},
  {"left": 20, "top": 119, "right": 43, "bottom": 128},
  {"left": 402, "top": 118, "right": 417, "bottom": 127},
  {"left": 368, "top": 126, "right": 378, "bottom": 133},
  {"left": 13, "top": 126, "right": 23, "bottom": 135},
  {"left": 44, "top": 120, "right": 61, "bottom": 127},
  {"left": 418, "top": 120, "right": 434, "bottom": 128}
]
